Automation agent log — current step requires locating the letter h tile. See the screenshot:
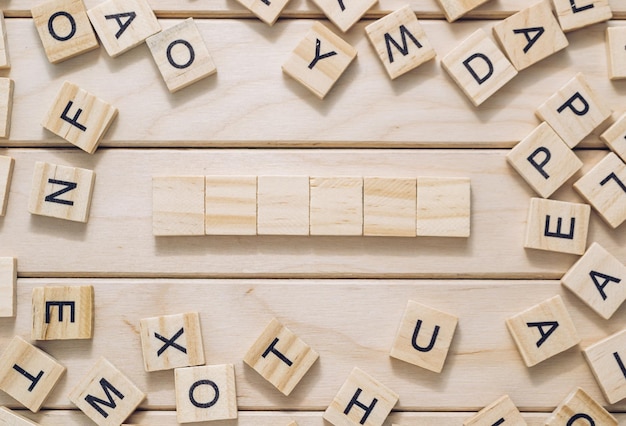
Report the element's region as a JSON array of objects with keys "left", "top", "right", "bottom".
[{"left": 32, "top": 285, "right": 94, "bottom": 340}]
